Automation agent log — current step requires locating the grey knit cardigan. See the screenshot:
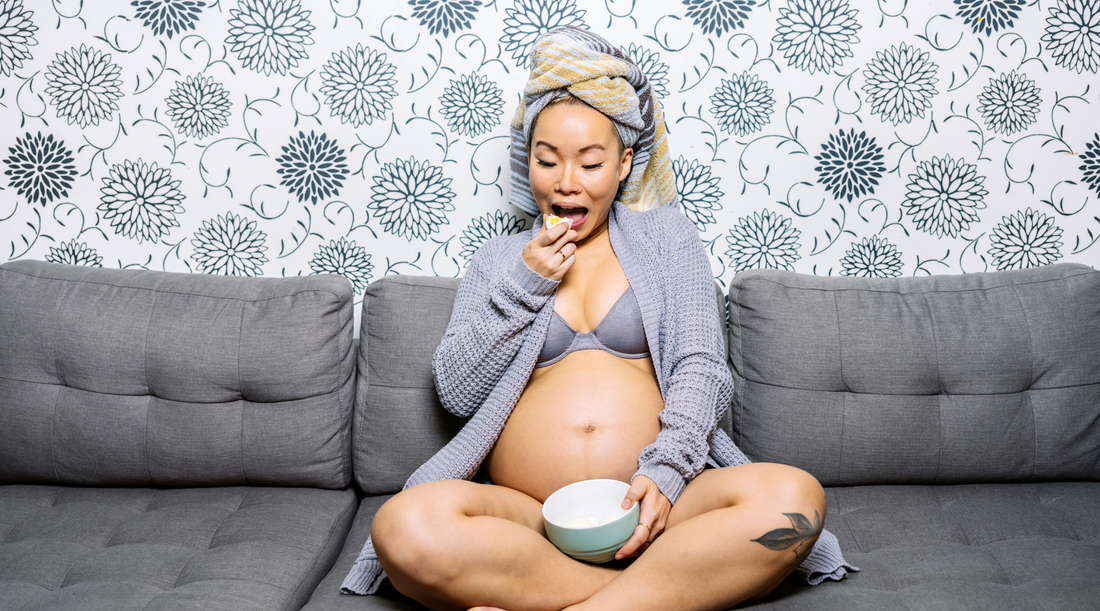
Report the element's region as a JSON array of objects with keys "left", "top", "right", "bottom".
[{"left": 342, "top": 203, "right": 856, "bottom": 595}]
